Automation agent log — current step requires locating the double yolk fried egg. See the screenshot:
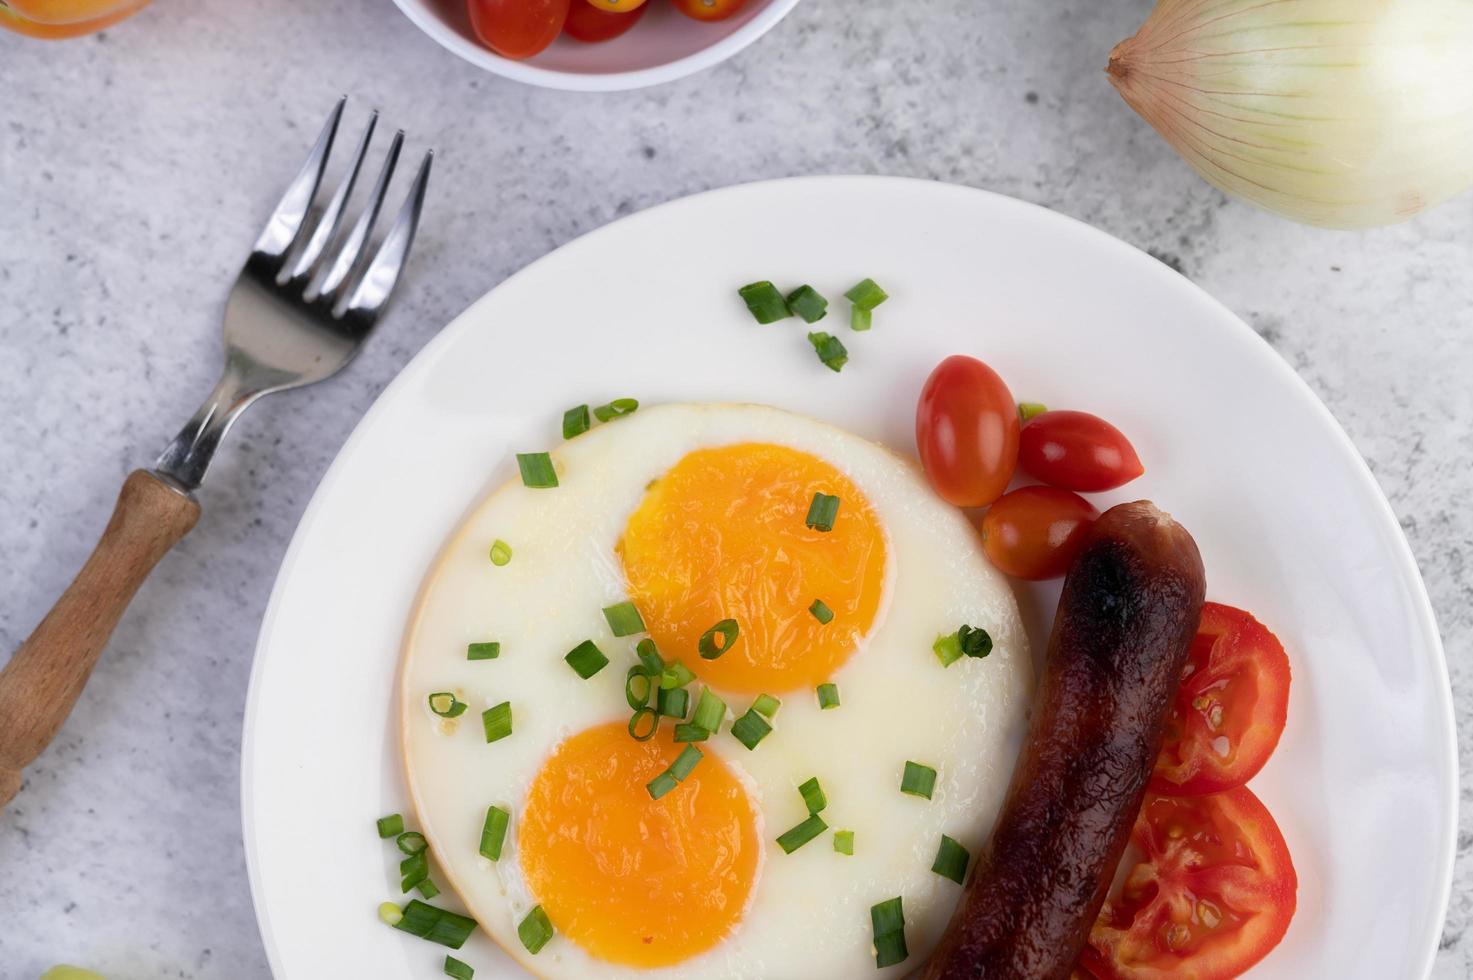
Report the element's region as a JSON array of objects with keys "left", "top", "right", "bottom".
[{"left": 401, "top": 403, "right": 1032, "bottom": 978}]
